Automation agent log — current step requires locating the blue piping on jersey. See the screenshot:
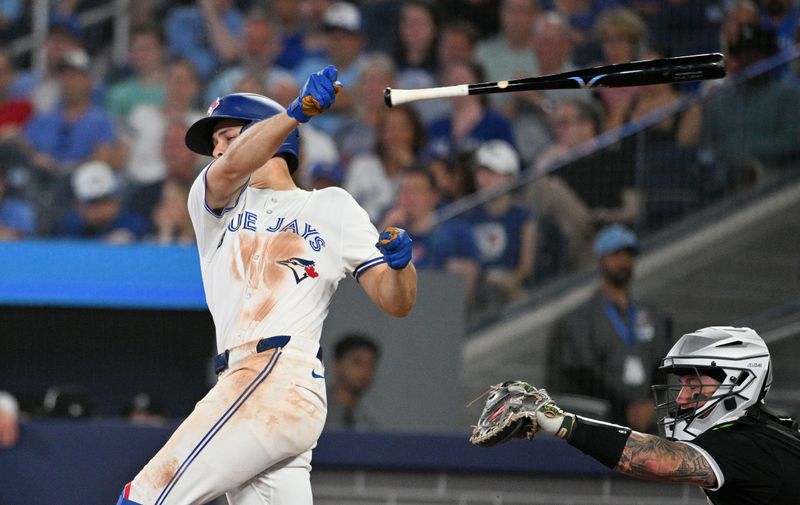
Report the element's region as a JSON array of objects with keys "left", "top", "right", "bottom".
[
  {"left": 353, "top": 257, "right": 386, "bottom": 282},
  {"left": 201, "top": 161, "right": 250, "bottom": 218},
  {"left": 154, "top": 348, "right": 282, "bottom": 504}
]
